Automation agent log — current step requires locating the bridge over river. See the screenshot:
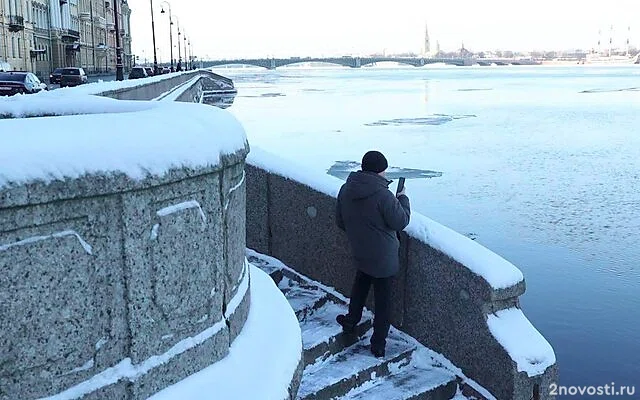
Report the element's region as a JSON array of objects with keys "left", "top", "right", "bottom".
[{"left": 200, "top": 56, "right": 541, "bottom": 69}]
